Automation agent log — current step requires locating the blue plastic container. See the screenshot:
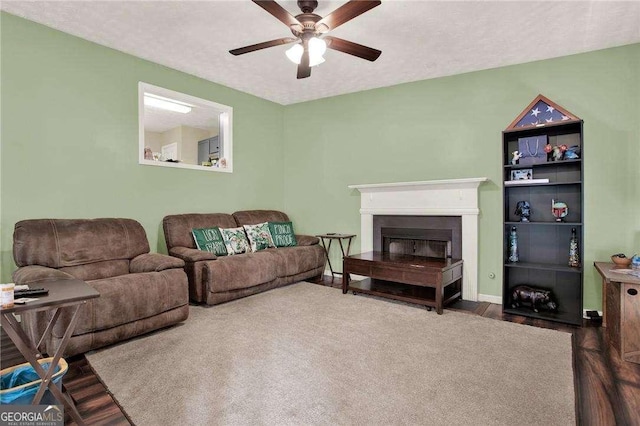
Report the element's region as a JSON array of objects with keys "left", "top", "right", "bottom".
[{"left": 0, "top": 357, "right": 68, "bottom": 405}]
